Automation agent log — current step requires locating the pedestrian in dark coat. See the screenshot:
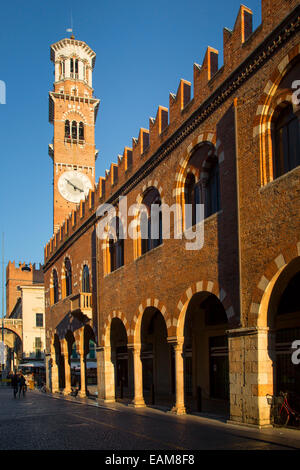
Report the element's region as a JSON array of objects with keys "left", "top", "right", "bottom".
[
  {"left": 11, "top": 372, "right": 19, "bottom": 398},
  {"left": 18, "top": 372, "right": 26, "bottom": 398}
]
